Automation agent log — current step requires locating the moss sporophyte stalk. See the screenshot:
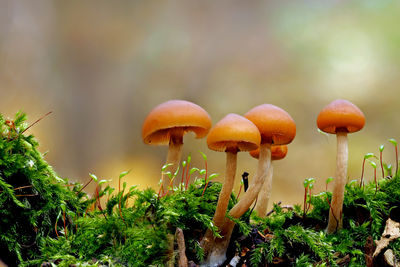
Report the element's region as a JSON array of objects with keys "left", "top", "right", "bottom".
[{"left": 1, "top": 102, "right": 400, "bottom": 266}]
